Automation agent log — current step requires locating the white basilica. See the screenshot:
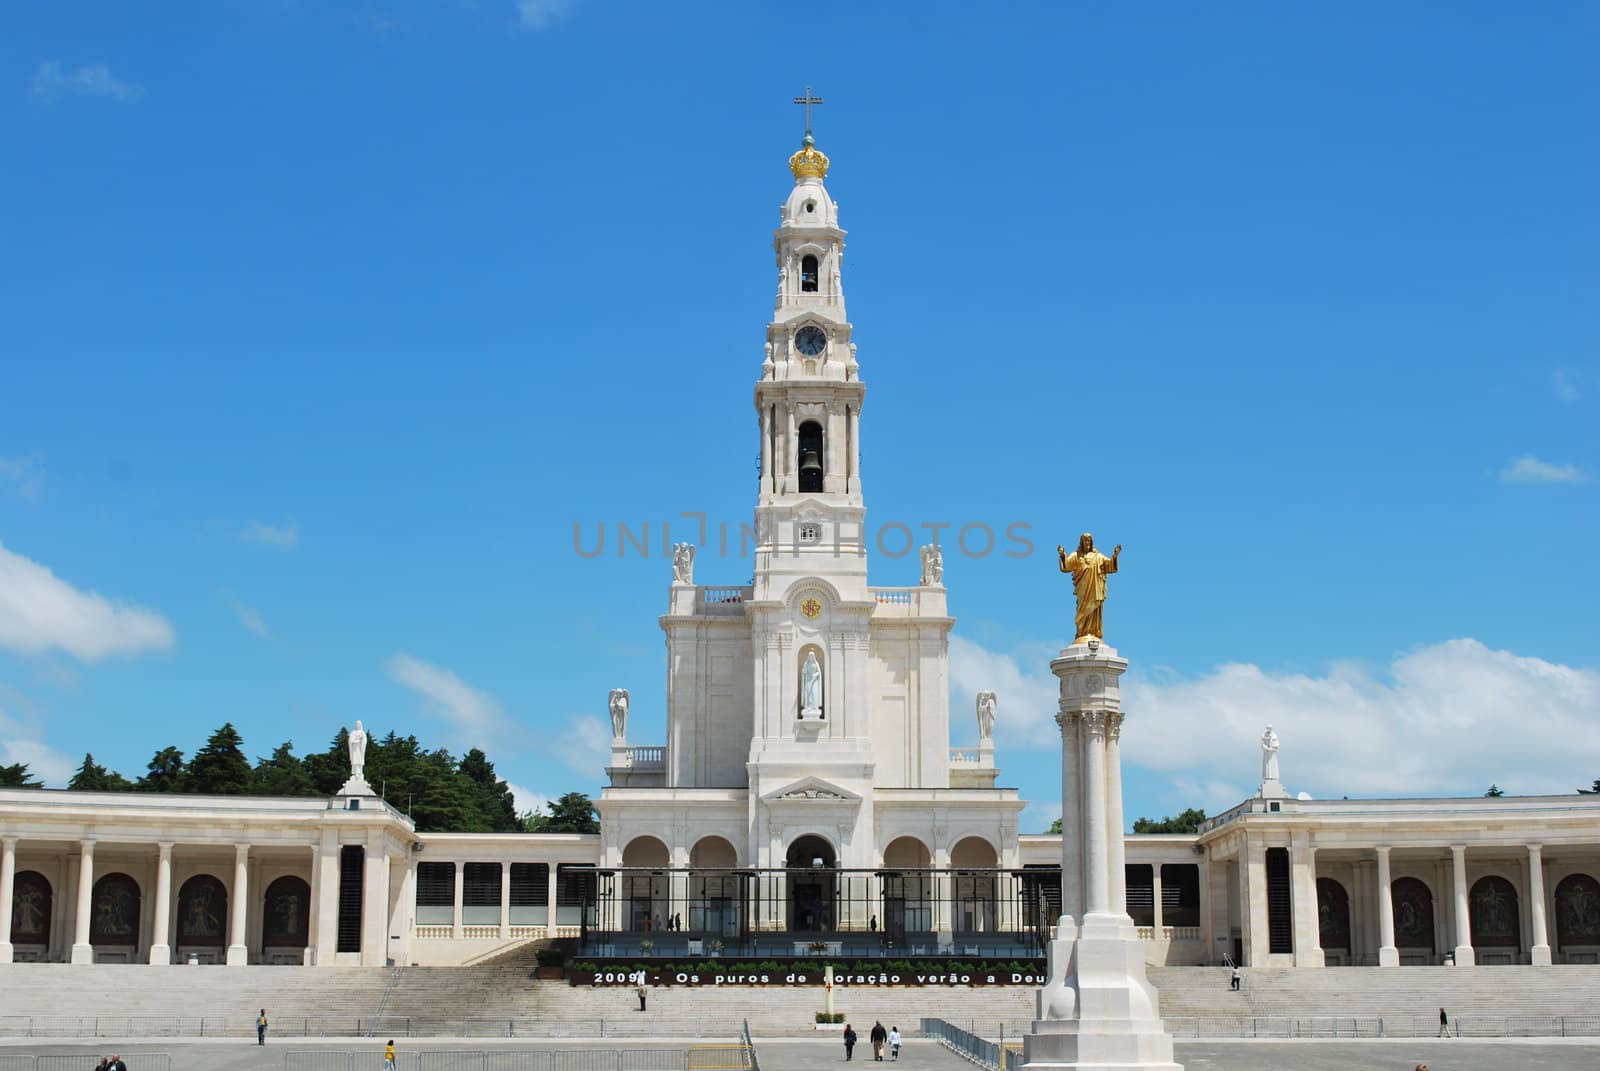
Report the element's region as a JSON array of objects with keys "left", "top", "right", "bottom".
[{"left": 1, "top": 128, "right": 1598, "bottom": 974}]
